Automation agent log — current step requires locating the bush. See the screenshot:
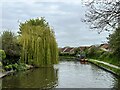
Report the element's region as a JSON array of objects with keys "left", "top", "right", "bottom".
[
  {"left": 0, "top": 50, "right": 6, "bottom": 61},
  {"left": 4, "top": 65, "right": 13, "bottom": 71},
  {"left": 12, "top": 63, "right": 19, "bottom": 70},
  {"left": 4, "top": 63, "right": 28, "bottom": 71},
  {"left": 1, "top": 31, "right": 21, "bottom": 65},
  {"left": 59, "top": 53, "right": 75, "bottom": 56},
  {"left": 16, "top": 63, "right": 27, "bottom": 71},
  {"left": 87, "top": 46, "right": 97, "bottom": 58}
]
